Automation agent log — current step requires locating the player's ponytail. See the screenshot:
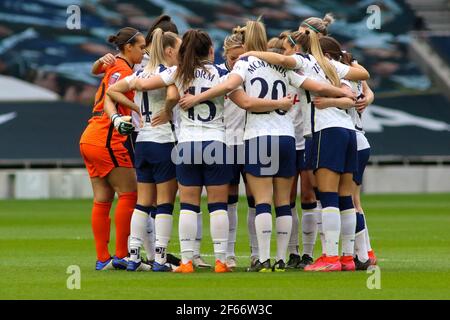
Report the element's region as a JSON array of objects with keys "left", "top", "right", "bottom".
[
  {"left": 145, "top": 14, "right": 179, "bottom": 46},
  {"left": 319, "top": 36, "right": 354, "bottom": 66},
  {"left": 293, "top": 30, "right": 340, "bottom": 87},
  {"left": 146, "top": 28, "right": 180, "bottom": 73},
  {"left": 244, "top": 19, "right": 267, "bottom": 52},
  {"left": 175, "top": 29, "right": 213, "bottom": 90},
  {"left": 107, "top": 27, "right": 141, "bottom": 52}
]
